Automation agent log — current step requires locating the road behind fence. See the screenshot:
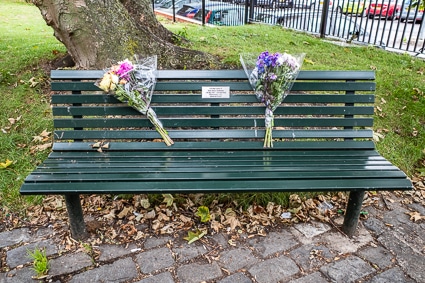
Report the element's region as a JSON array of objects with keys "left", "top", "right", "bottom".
[{"left": 154, "top": 0, "right": 425, "bottom": 55}]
